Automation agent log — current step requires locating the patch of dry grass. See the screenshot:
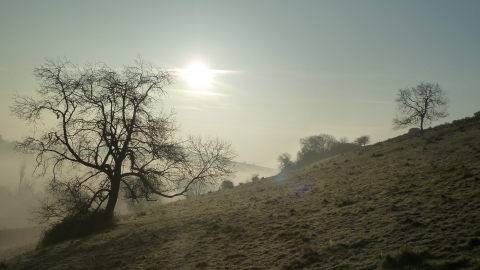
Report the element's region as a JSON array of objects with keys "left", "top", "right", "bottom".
[{"left": 4, "top": 117, "right": 480, "bottom": 269}]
